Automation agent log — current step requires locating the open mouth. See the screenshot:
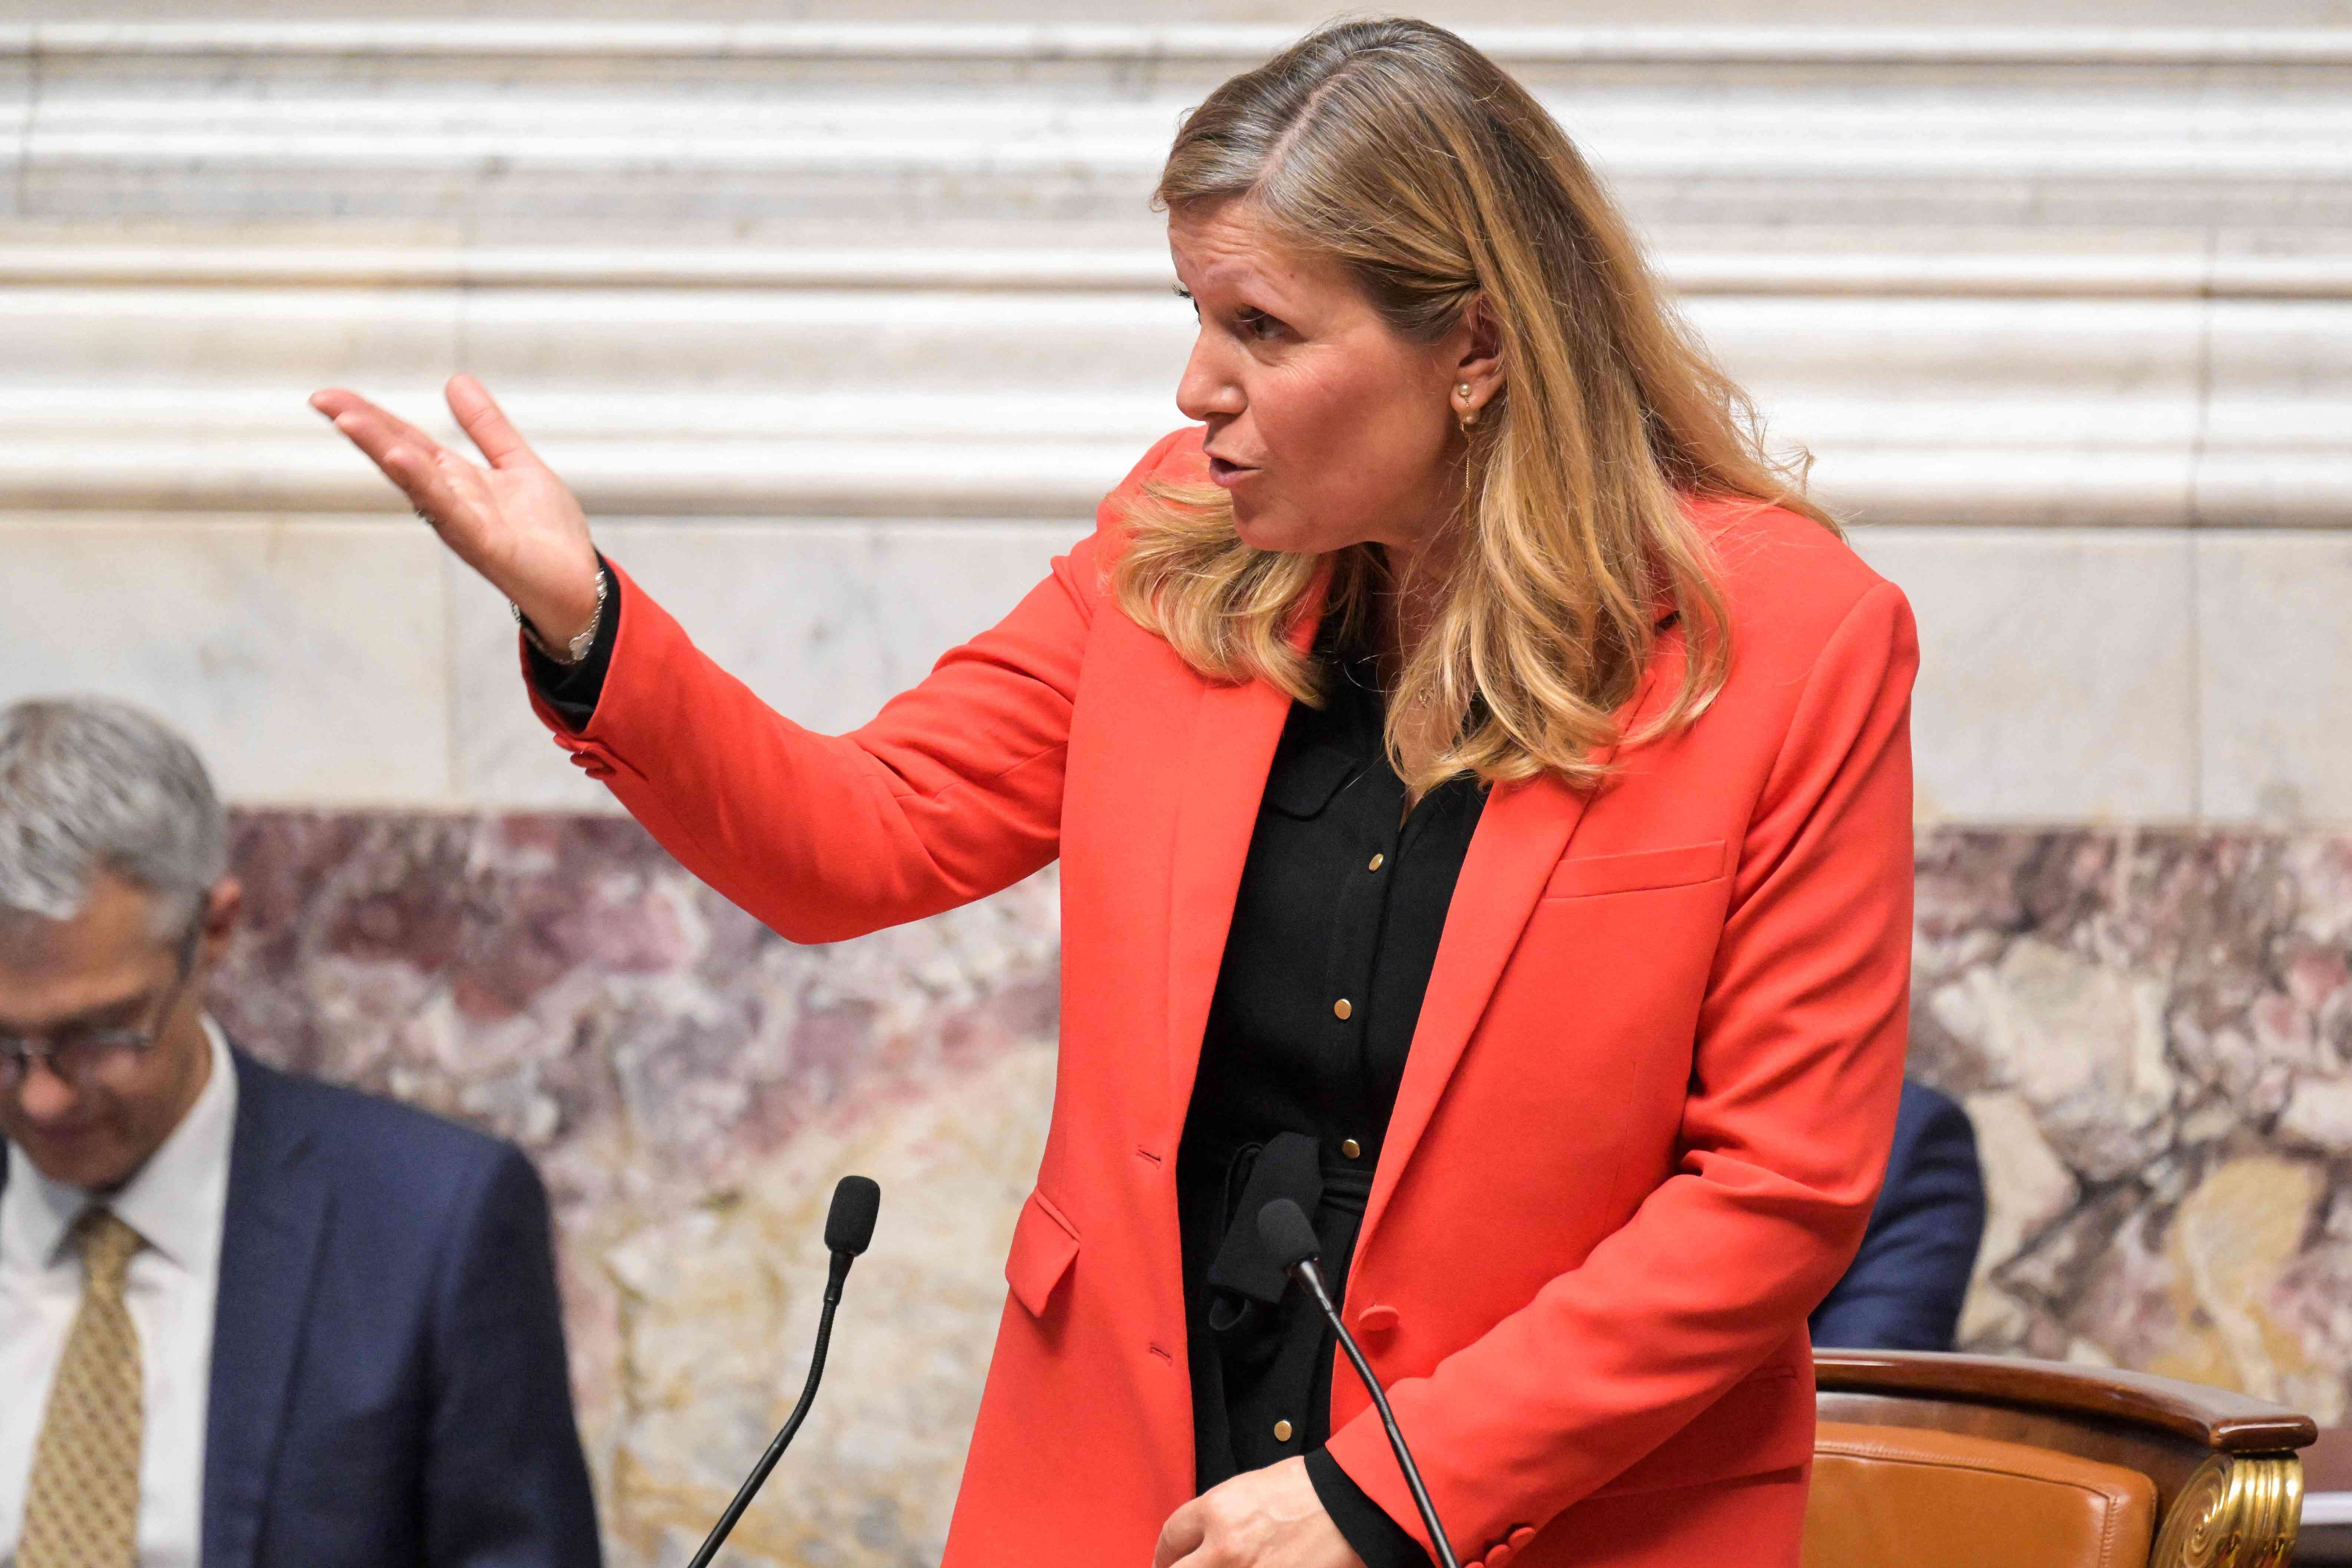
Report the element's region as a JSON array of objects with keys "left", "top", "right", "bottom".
[{"left": 1207, "top": 456, "right": 1256, "bottom": 485}]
